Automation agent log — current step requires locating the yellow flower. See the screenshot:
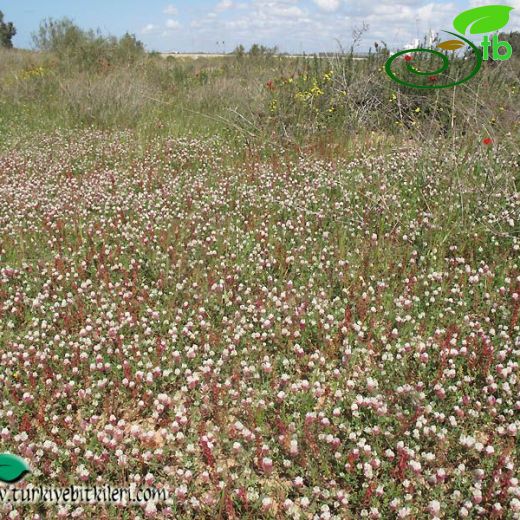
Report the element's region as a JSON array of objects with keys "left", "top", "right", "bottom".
[{"left": 309, "top": 81, "right": 324, "bottom": 97}]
